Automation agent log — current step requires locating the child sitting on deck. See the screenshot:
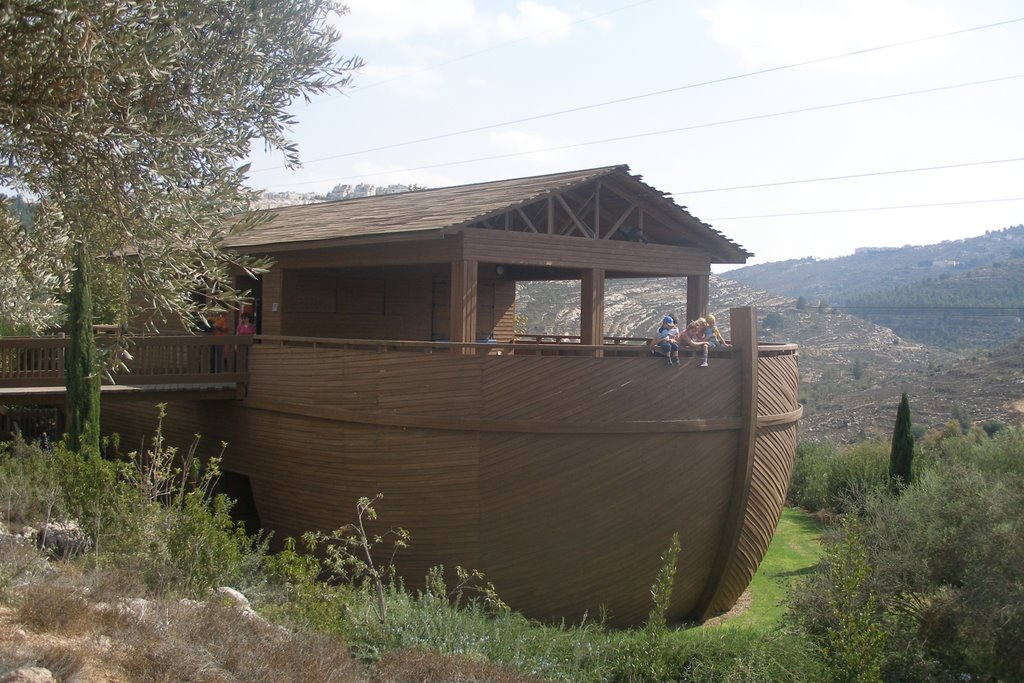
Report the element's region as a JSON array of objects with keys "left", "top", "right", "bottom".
[
  {"left": 652, "top": 315, "right": 680, "bottom": 366},
  {"left": 704, "top": 314, "right": 729, "bottom": 348},
  {"left": 681, "top": 320, "right": 711, "bottom": 367}
]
